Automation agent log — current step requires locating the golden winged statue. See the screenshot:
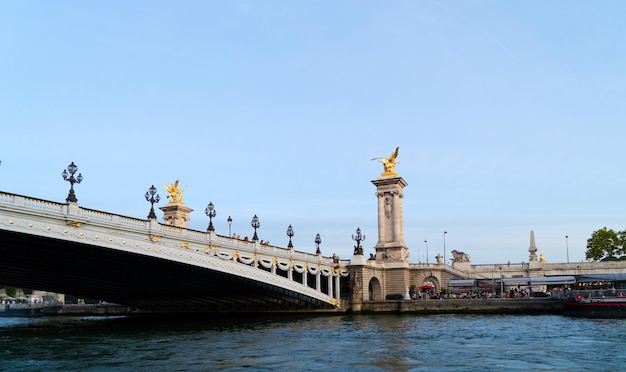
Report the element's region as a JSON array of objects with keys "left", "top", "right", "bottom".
[
  {"left": 372, "top": 147, "right": 400, "bottom": 176},
  {"left": 163, "top": 180, "right": 185, "bottom": 204}
]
